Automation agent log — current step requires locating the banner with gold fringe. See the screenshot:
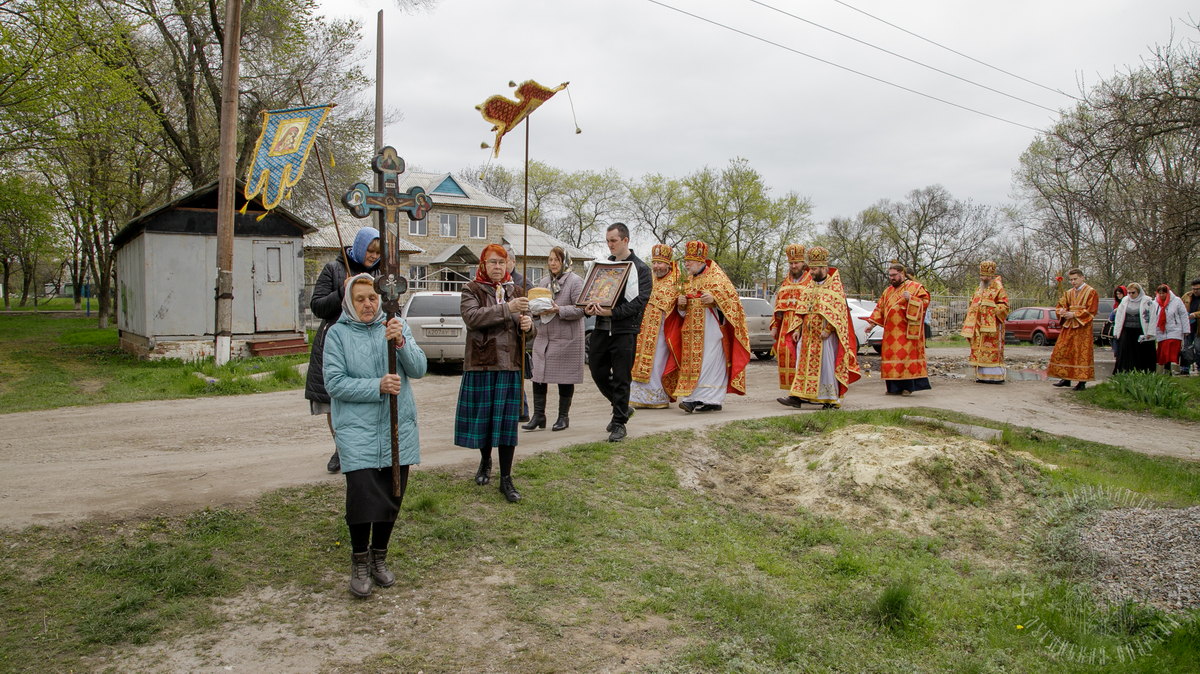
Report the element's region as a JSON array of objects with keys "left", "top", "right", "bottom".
[{"left": 243, "top": 104, "right": 334, "bottom": 213}]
